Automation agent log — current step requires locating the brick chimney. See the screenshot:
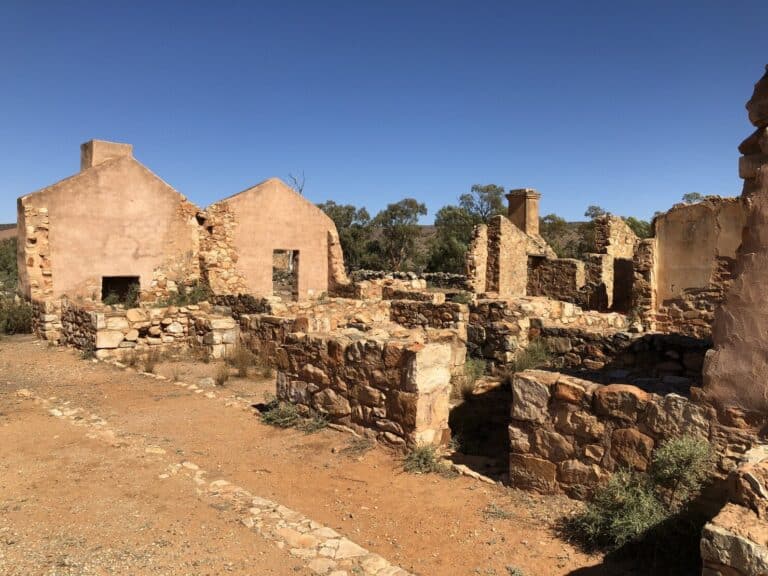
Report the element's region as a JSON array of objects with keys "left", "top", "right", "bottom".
[
  {"left": 80, "top": 140, "right": 133, "bottom": 171},
  {"left": 506, "top": 188, "right": 541, "bottom": 236}
]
